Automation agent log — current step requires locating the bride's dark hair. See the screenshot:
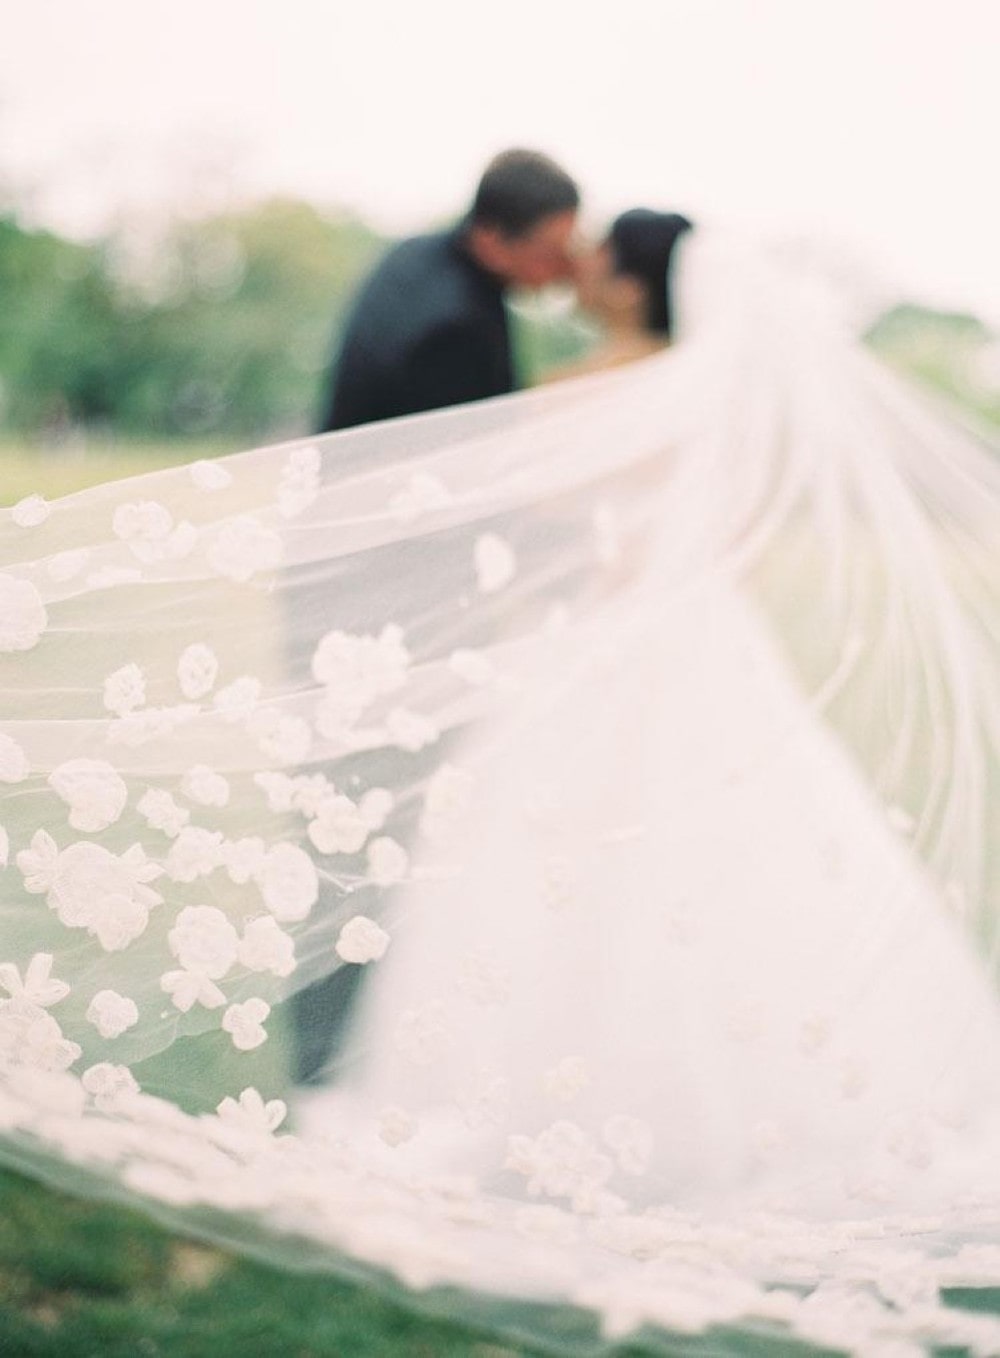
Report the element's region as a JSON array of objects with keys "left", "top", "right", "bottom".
[{"left": 608, "top": 208, "right": 693, "bottom": 337}]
